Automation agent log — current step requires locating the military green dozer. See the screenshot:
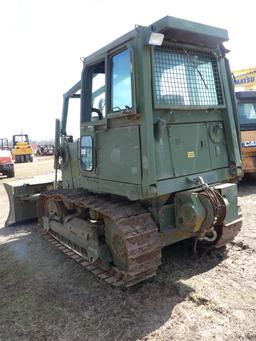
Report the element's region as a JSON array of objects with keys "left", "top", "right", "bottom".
[{"left": 5, "top": 16, "right": 243, "bottom": 287}]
